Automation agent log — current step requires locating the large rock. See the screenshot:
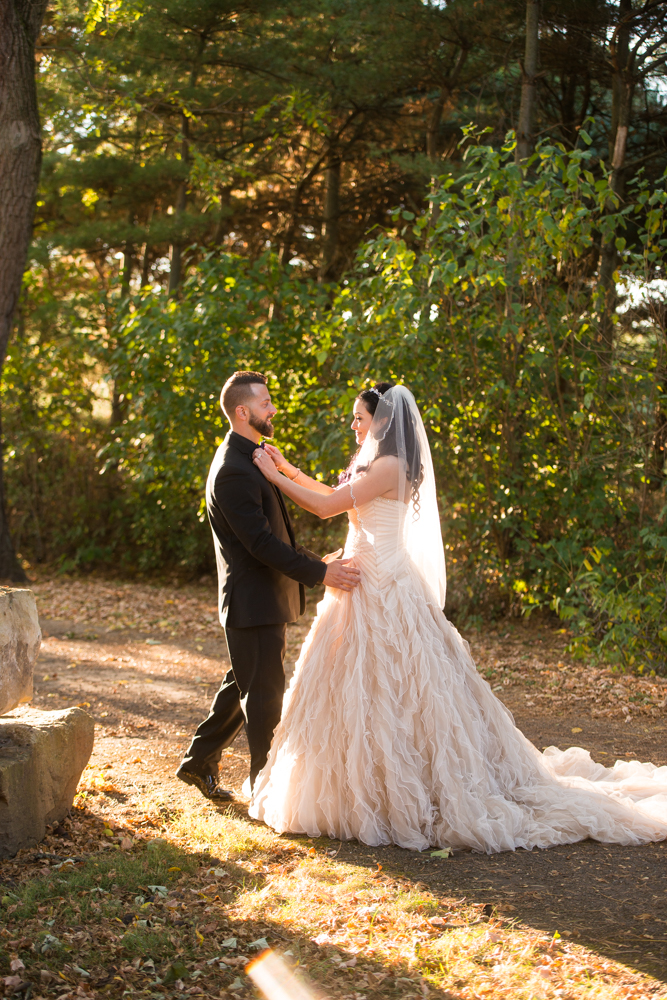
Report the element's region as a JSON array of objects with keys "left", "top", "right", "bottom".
[
  {"left": 0, "top": 707, "right": 94, "bottom": 857},
  {"left": 0, "top": 587, "right": 40, "bottom": 716}
]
